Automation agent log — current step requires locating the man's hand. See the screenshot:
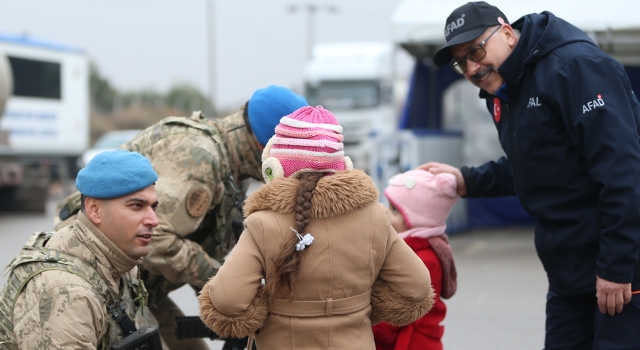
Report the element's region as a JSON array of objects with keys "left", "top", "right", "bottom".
[
  {"left": 417, "top": 162, "right": 467, "bottom": 196},
  {"left": 596, "top": 275, "right": 631, "bottom": 315}
]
